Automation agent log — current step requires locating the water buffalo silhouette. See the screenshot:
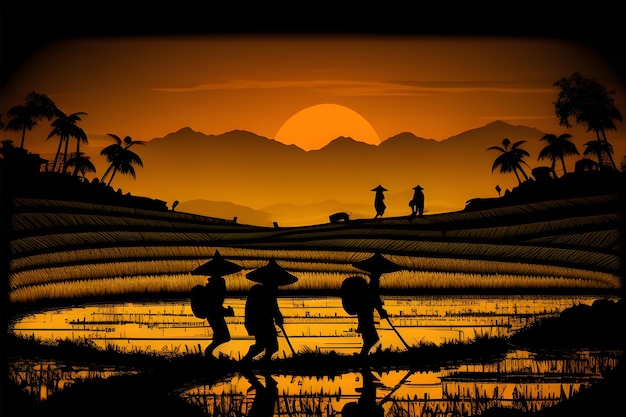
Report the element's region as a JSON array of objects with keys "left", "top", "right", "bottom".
[{"left": 329, "top": 212, "right": 350, "bottom": 223}]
